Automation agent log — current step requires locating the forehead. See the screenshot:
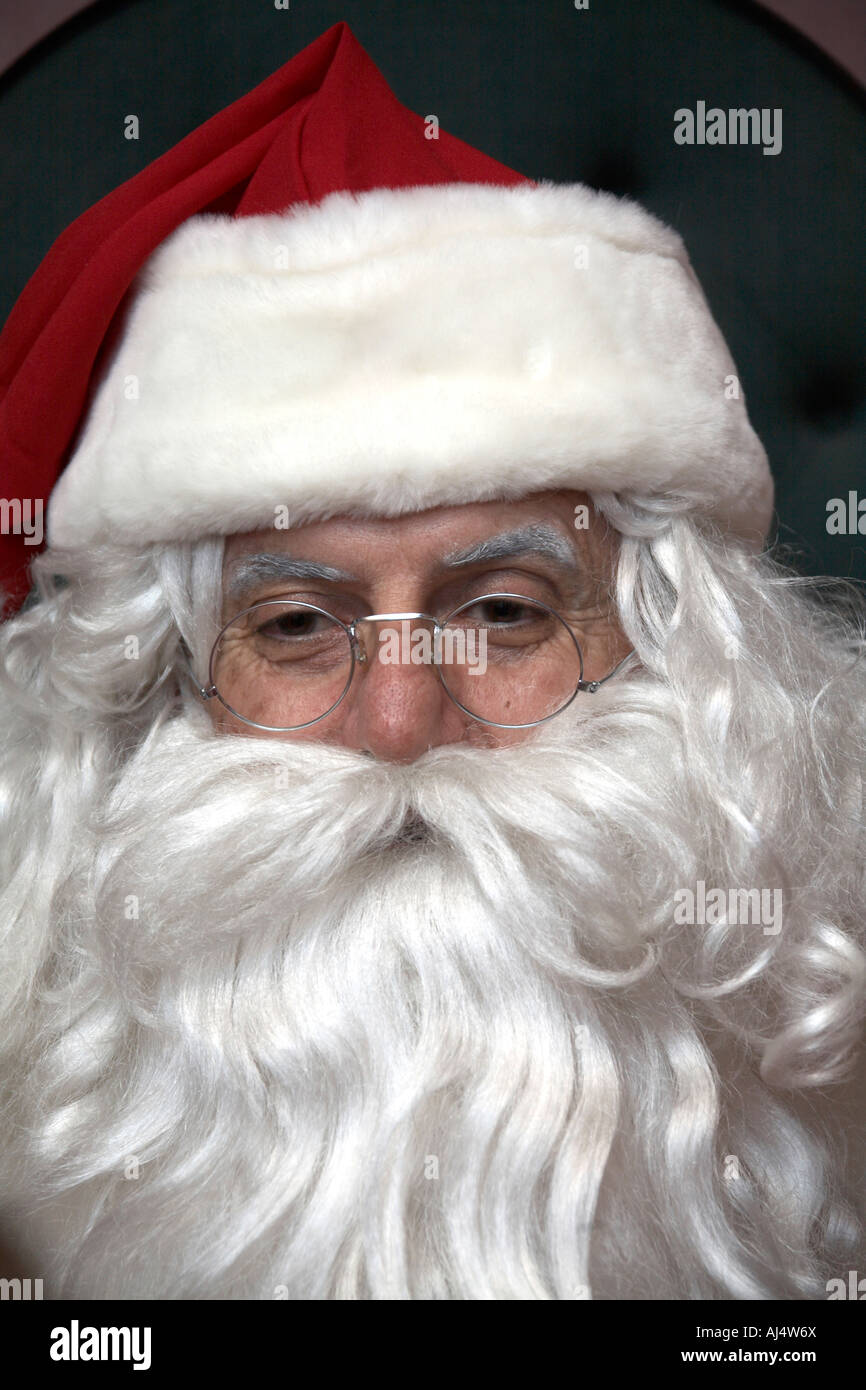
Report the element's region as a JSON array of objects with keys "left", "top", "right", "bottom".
[{"left": 221, "top": 489, "right": 613, "bottom": 576}]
